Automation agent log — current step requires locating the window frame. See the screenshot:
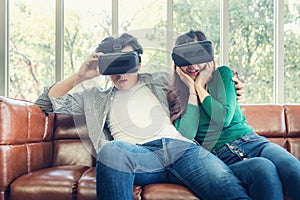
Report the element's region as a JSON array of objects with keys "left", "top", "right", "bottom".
[{"left": 0, "top": 0, "right": 8, "bottom": 97}]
